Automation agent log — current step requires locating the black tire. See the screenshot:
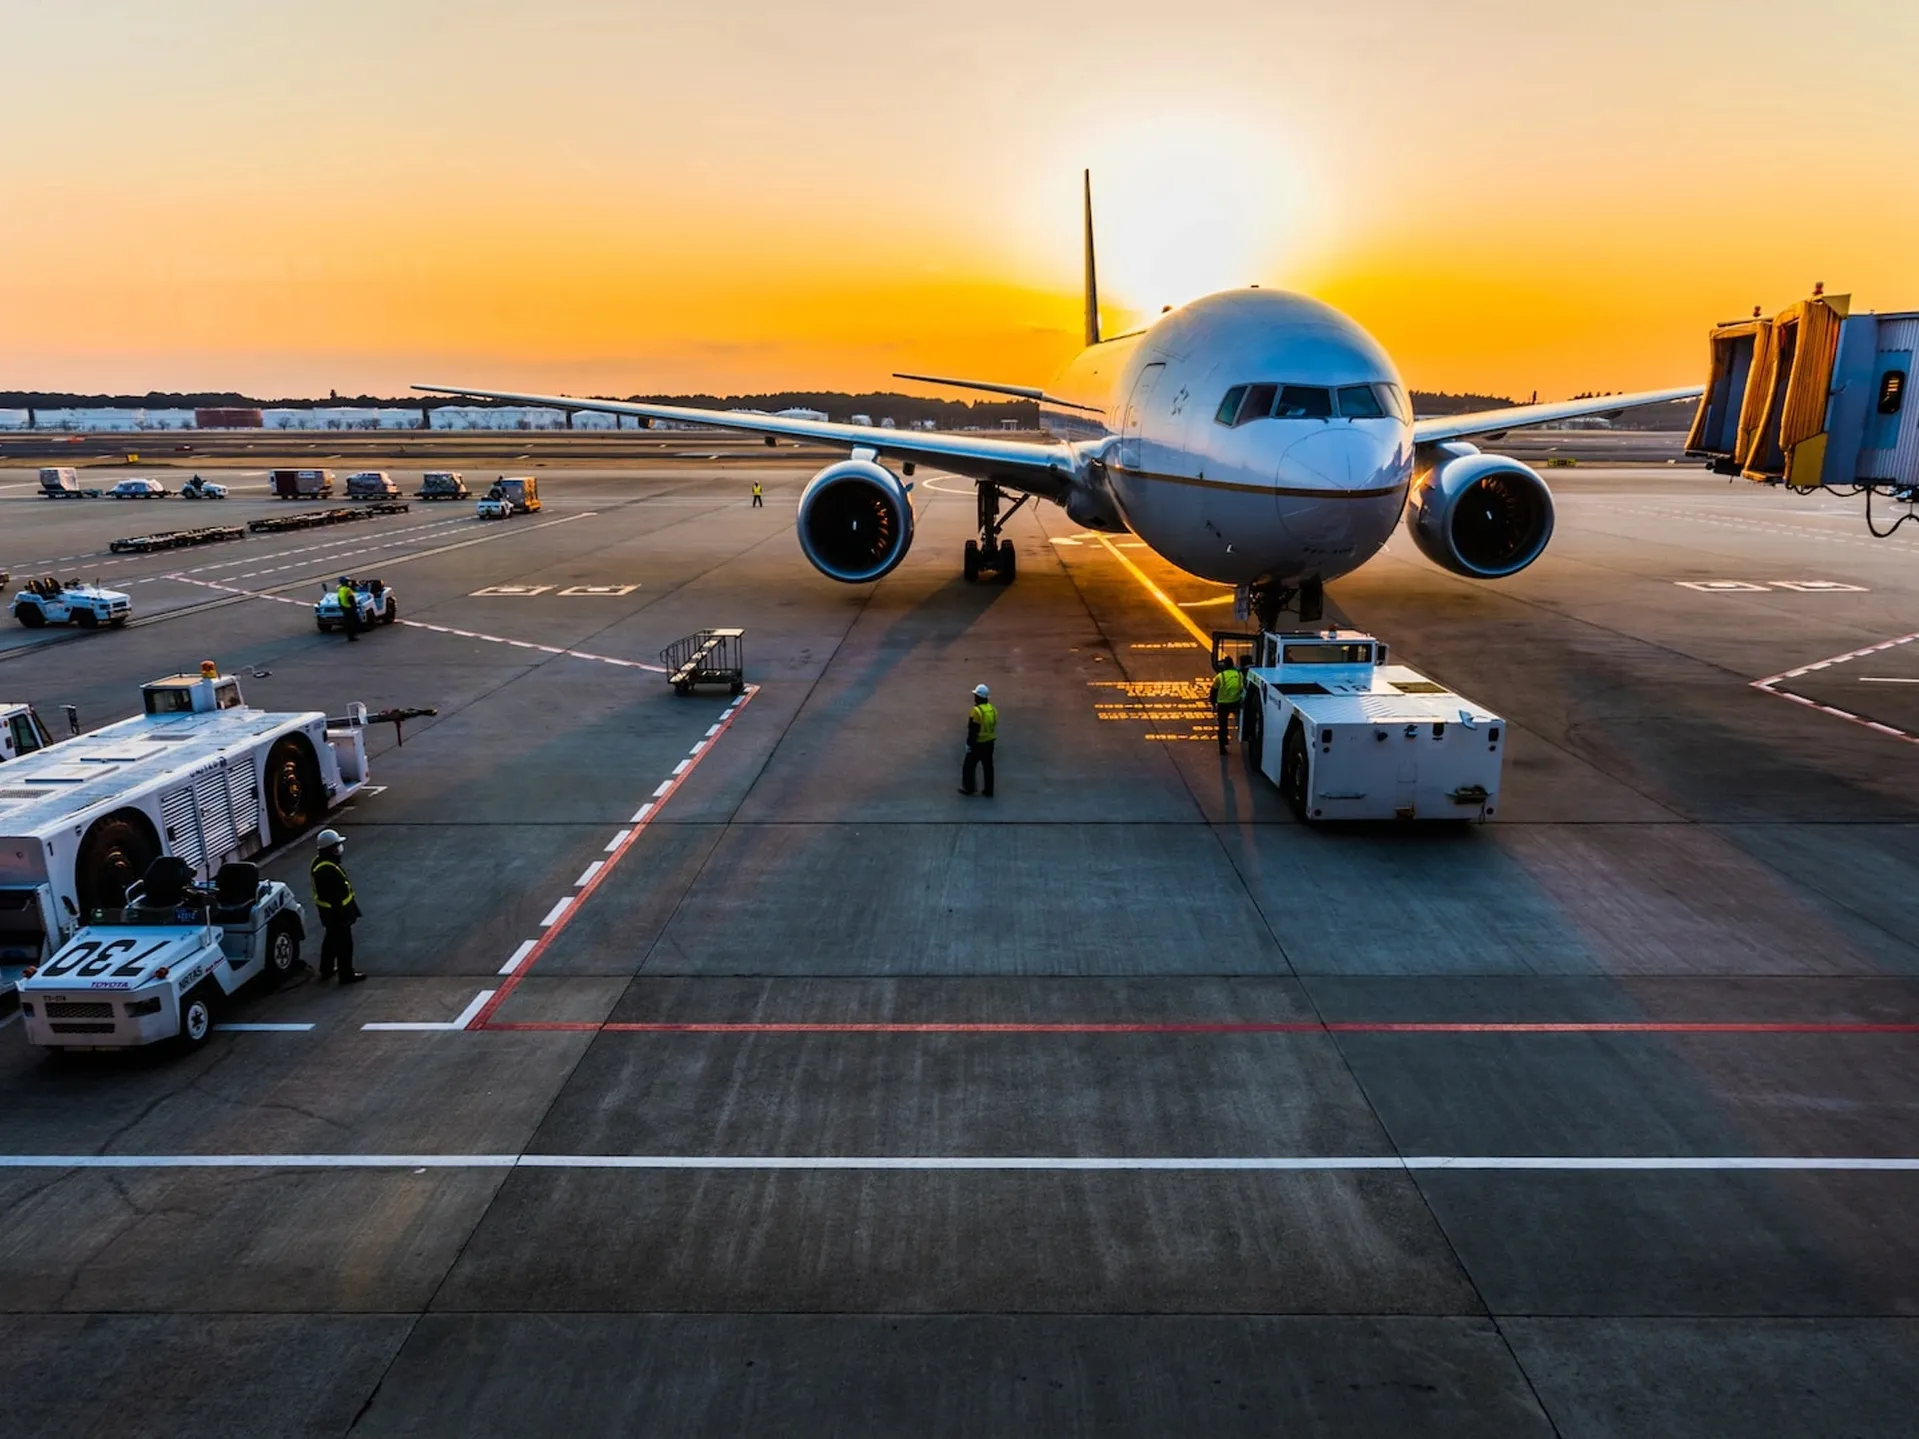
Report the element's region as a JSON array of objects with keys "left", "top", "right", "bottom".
[
  {"left": 264, "top": 735, "right": 323, "bottom": 844},
  {"left": 110, "top": 616, "right": 128, "bottom": 627},
  {"left": 380, "top": 600, "right": 397, "bottom": 625},
  {"left": 729, "top": 677, "right": 745, "bottom": 695},
  {"left": 264, "top": 917, "right": 300, "bottom": 983},
  {"left": 1244, "top": 699, "right": 1265, "bottom": 774},
  {"left": 75, "top": 609, "right": 98, "bottom": 629},
  {"left": 963, "top": 539, "right": 980, "bottom": 582},
  {"left": 1279, "top": 722, "right": 1309, "bottom": 822},
  {"left": 316, "top": 621, "right": 331, "bottom": 632},
  {"left": 673, "top": 680, "right": 691, "bottom": 696},
  {"left": 997, "top": 540, "right": 1016, "bottom": 585},
  {"left": 177, "top": 986, "right": 217, "bottom": 1050},
  {"left": 15, "top": 603, "right": 44, "bottom": 628},
  {"left": 75, "top": 809, "right": 160, "bottom": 916}
]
